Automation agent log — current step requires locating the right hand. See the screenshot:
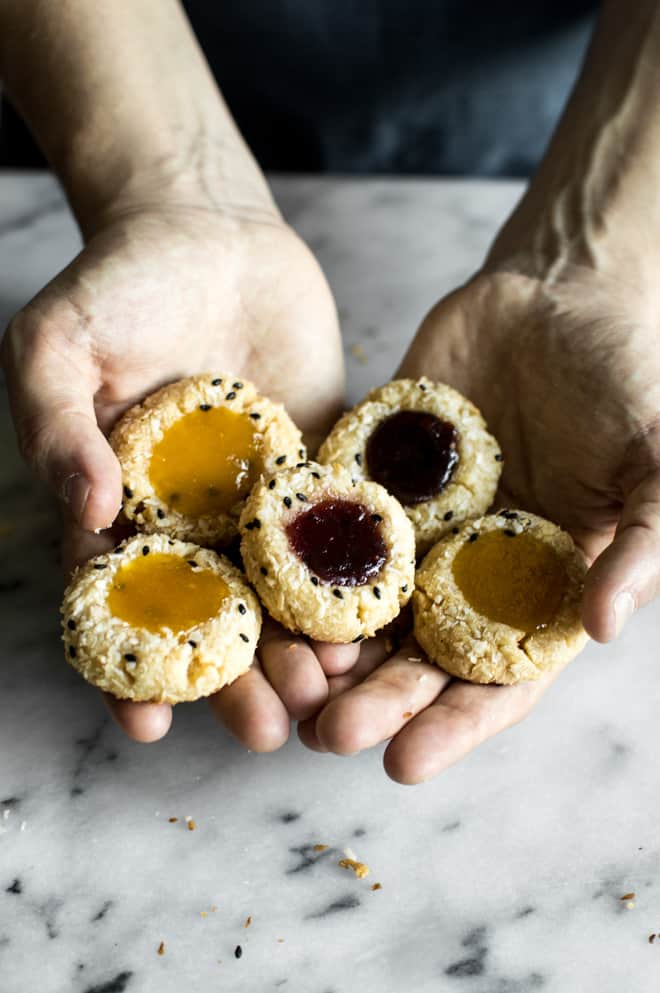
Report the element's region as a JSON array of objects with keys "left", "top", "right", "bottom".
[{"left": 2, "top": 184, "right": 356, "bottom": 745}]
